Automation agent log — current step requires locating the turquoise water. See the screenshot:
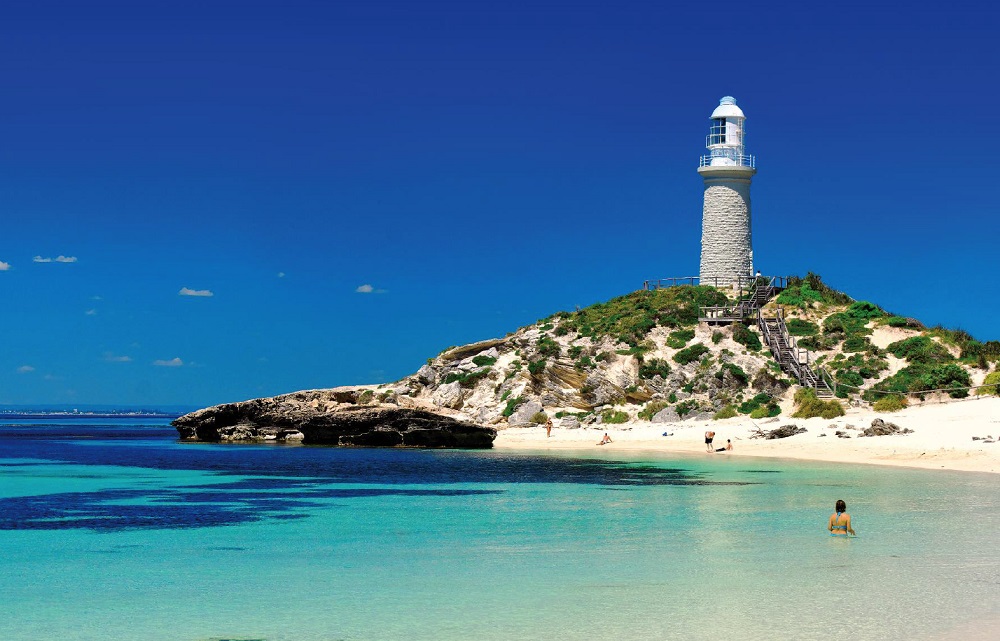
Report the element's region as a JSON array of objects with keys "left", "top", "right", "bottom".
[{"left": 1, "top": 420, "right": 997, "bottom": 640}]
